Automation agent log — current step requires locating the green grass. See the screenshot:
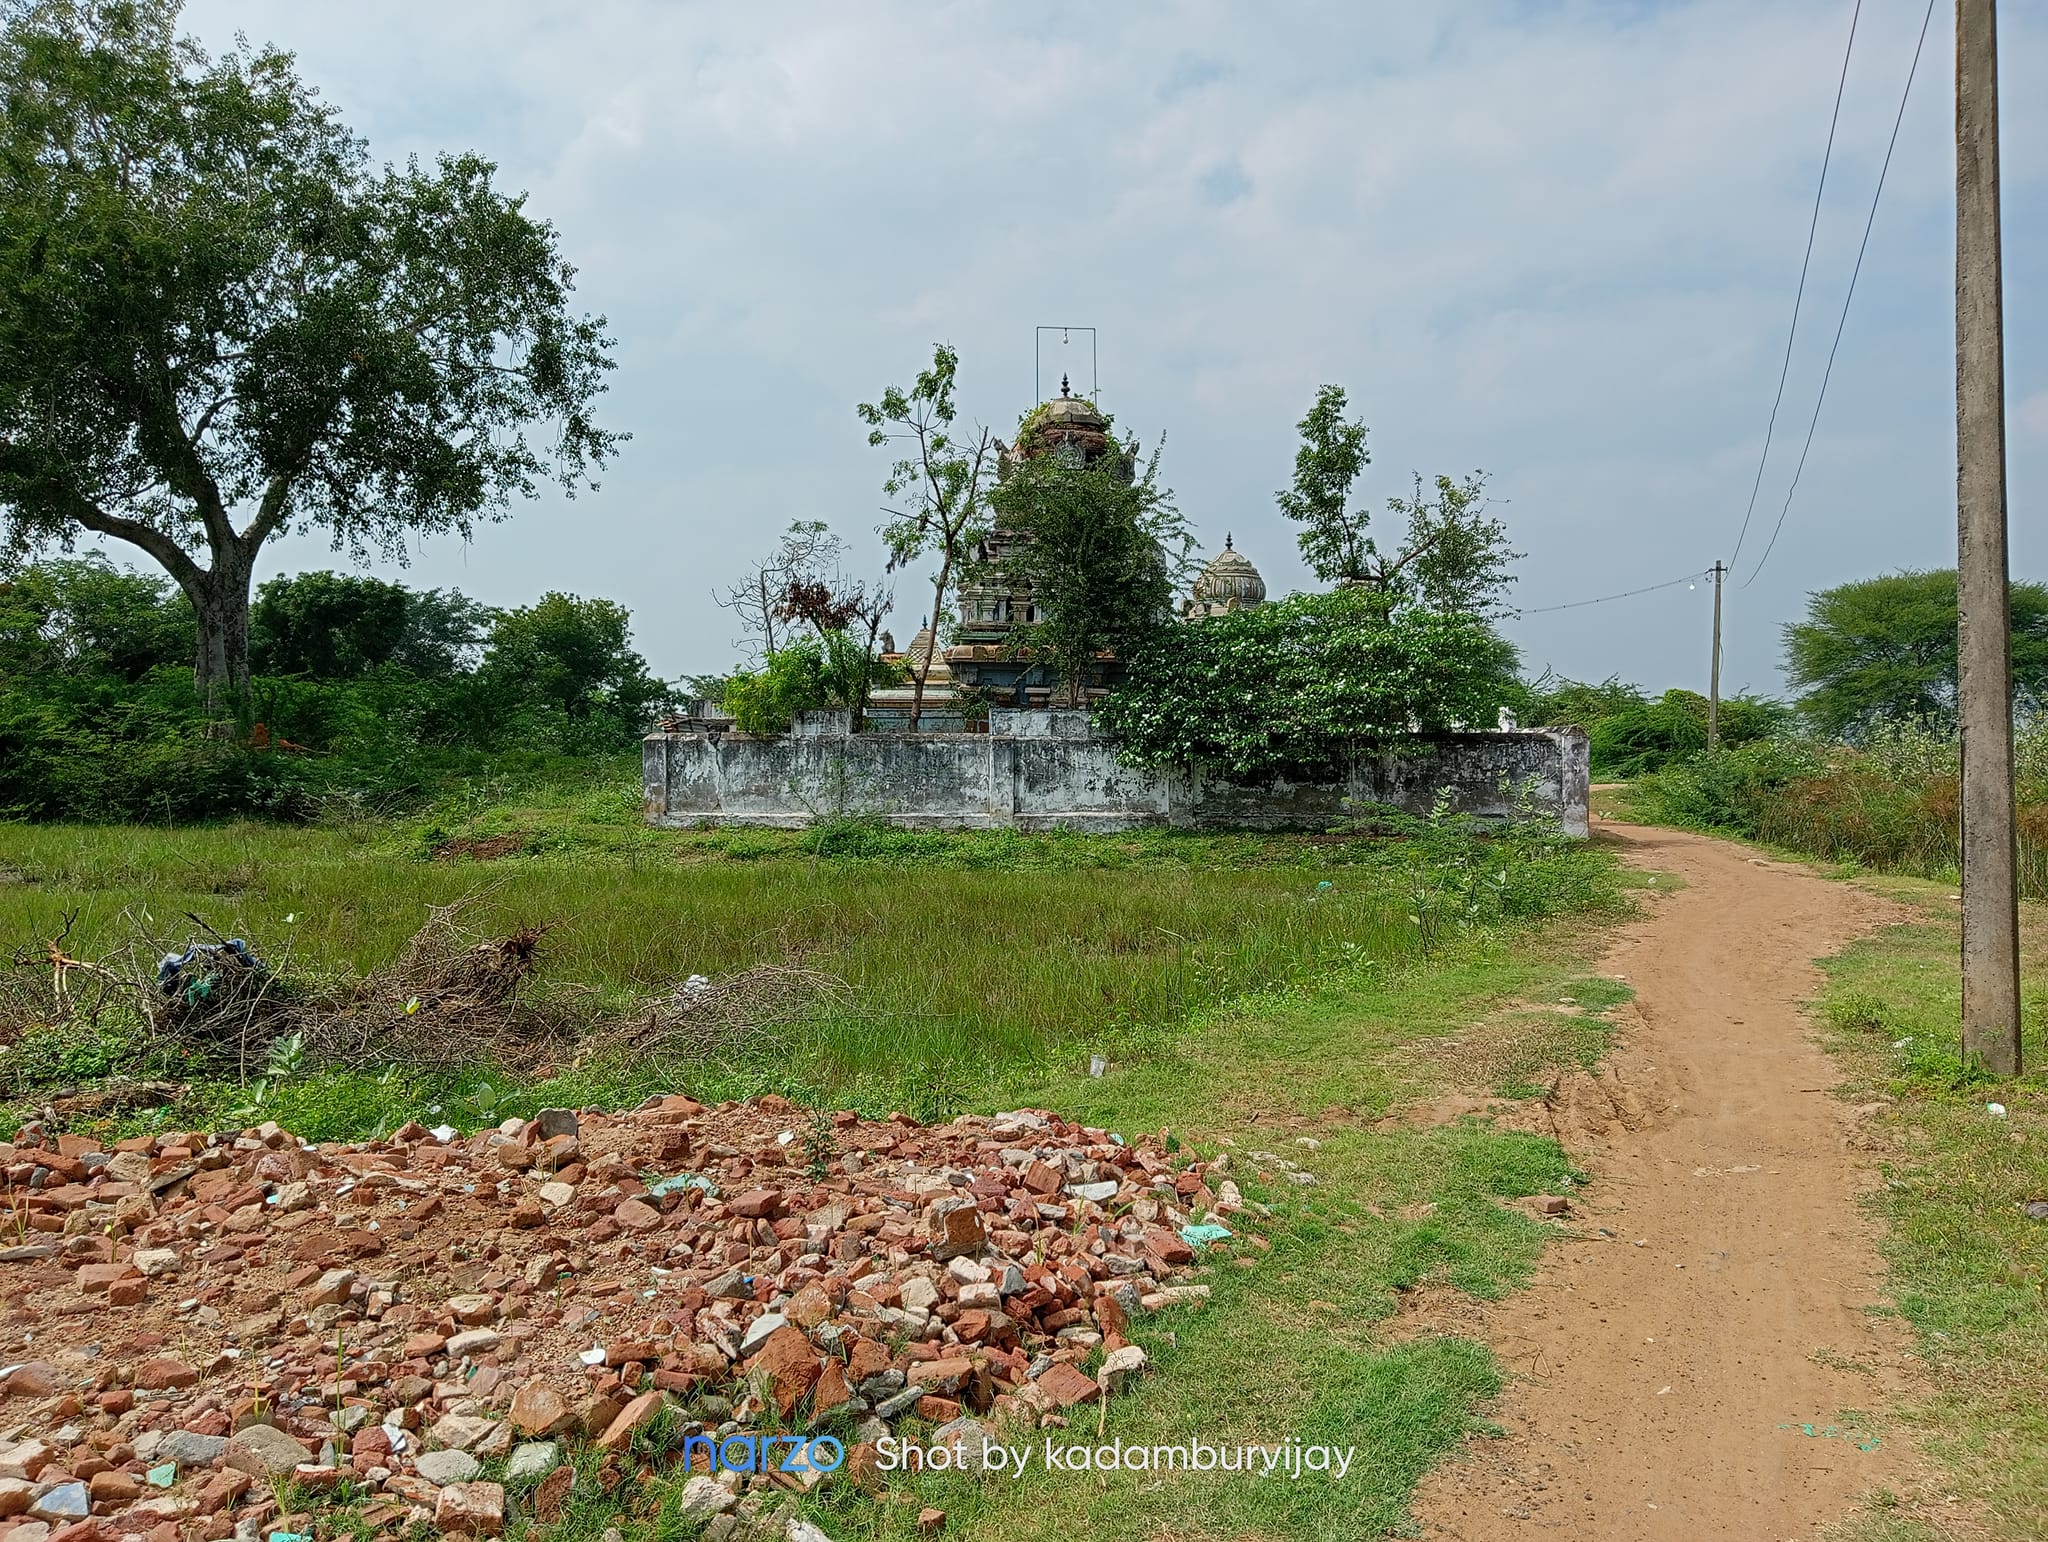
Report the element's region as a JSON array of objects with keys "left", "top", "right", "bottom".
[
  {"left": 0, "top": 765, "right": 1642, "bottom": 1541},
  {"left": 508, "top": 917, "right": 1623, "bottom": 1542},
  {"left": 0, "top": 779, "right": 1618, "bottom": 1134},
  {"left": 1812, "top": 881, "right": 2048, "bottom": 1542}
]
